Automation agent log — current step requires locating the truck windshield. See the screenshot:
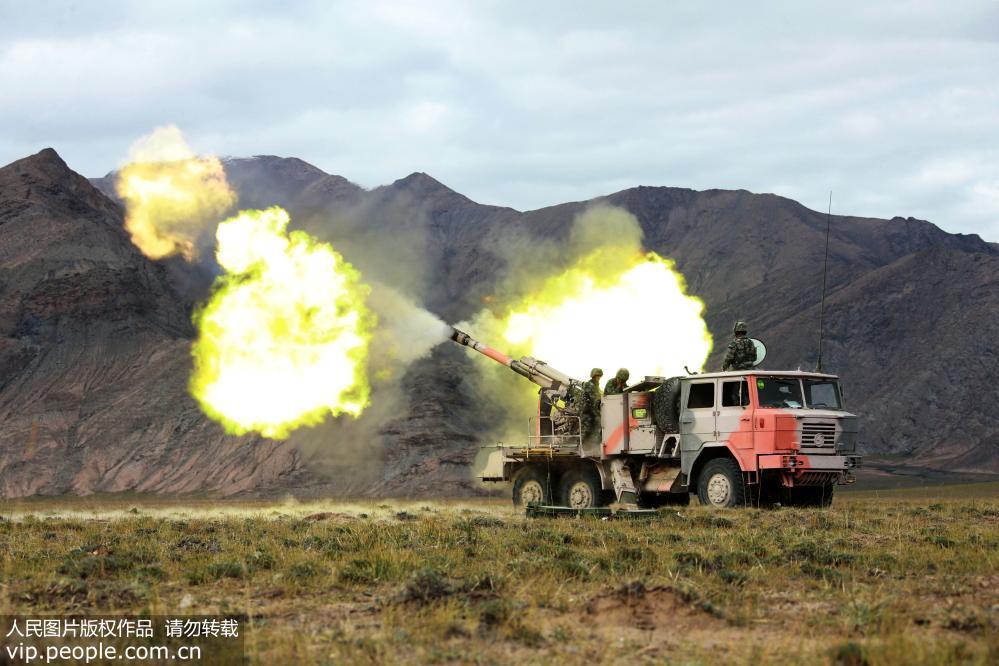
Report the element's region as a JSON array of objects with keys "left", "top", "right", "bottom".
[
  {"left": 756, "top": 377, "right": 804, "bottom": 408},
  {"left": 756, "top": 377, "right": 843, "bottom": 409},
  {"left": 803, "top": 378, "right": 842, "bottom": 409}
]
